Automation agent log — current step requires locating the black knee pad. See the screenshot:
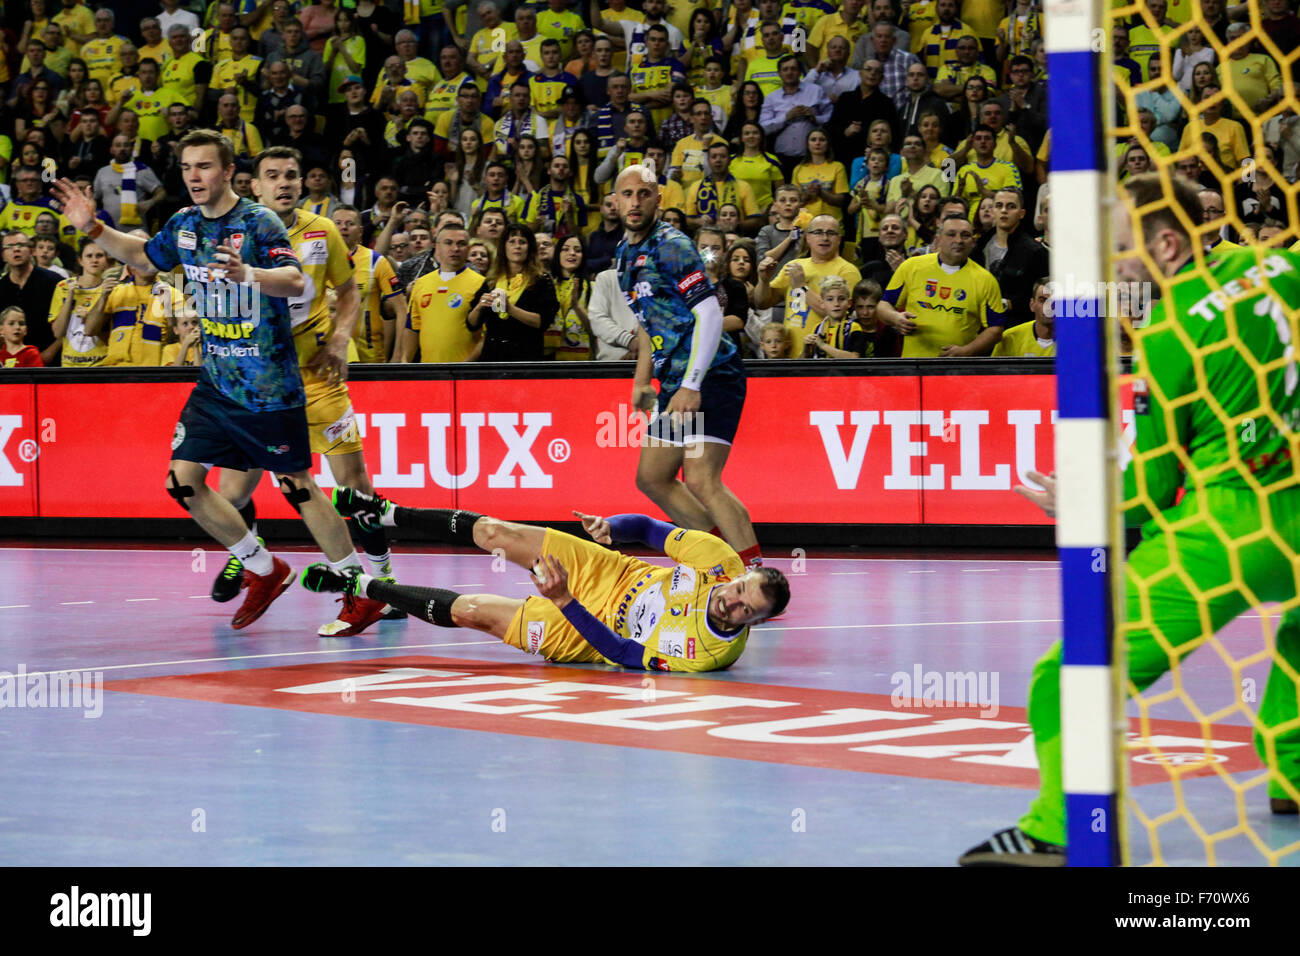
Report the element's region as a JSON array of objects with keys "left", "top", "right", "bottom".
[
  {"left": 166, "top": 470, "right": 196, "bottom": 512},
  {"left": 278, "top": 476, "right": 312, "bottom": 514}
]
